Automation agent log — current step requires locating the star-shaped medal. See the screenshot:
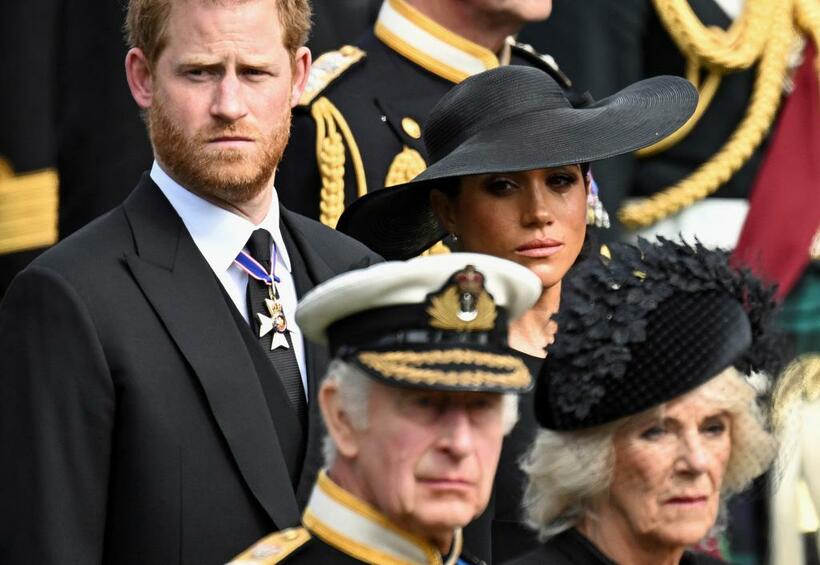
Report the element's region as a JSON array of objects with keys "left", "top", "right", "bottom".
[{"left": 257, "top": 297, "right": 291, "bottom": 350}]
